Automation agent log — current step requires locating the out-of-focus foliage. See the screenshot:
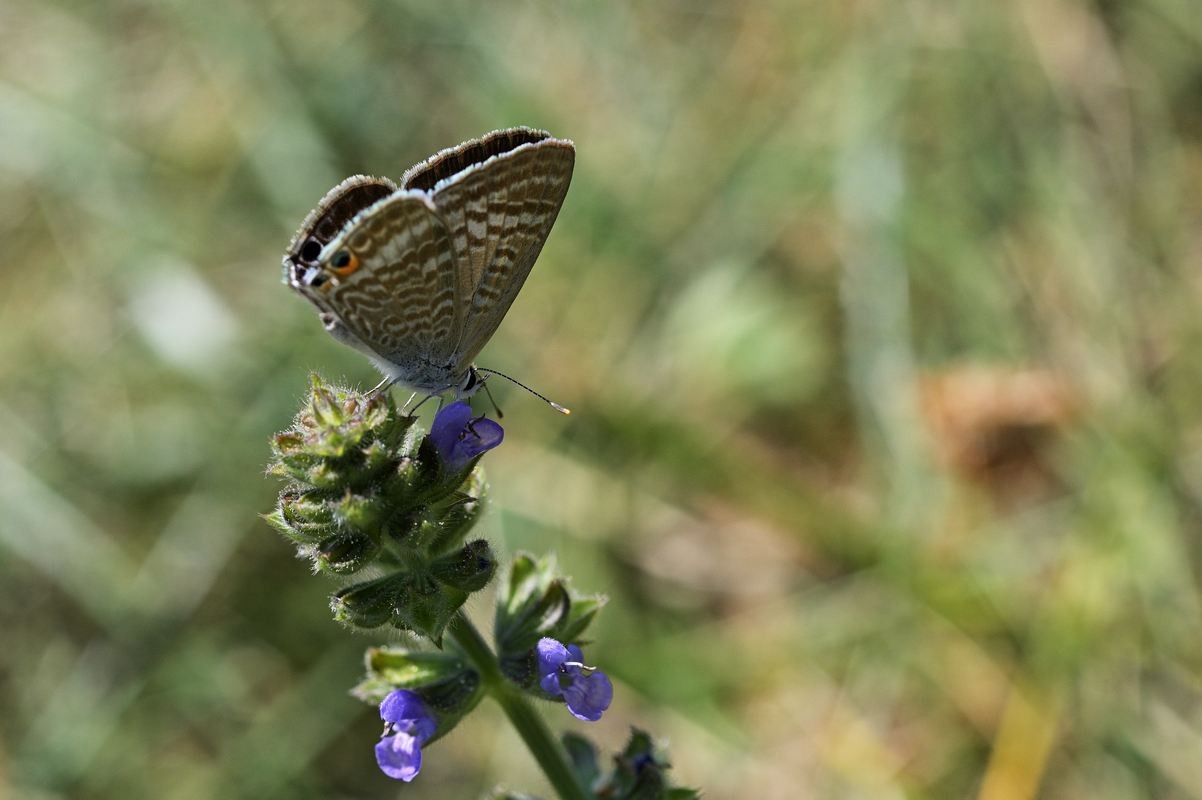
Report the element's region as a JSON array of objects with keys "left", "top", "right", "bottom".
[{"left": 2, "top": 1, "right": 1201, "bottom": 798}]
